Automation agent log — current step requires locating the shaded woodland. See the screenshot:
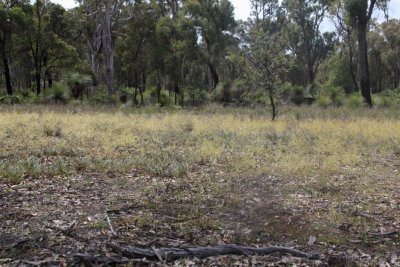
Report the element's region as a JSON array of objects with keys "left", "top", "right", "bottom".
[{"left": 0, "top": 0, "right": 399, "bottom": 117}]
